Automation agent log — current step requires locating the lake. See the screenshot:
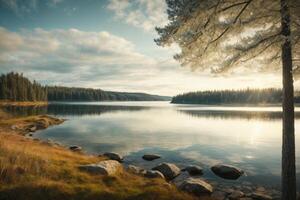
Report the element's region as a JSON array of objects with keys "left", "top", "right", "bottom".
[{"left": 4, "top": 101, "right": 300, "bottom": 190}]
